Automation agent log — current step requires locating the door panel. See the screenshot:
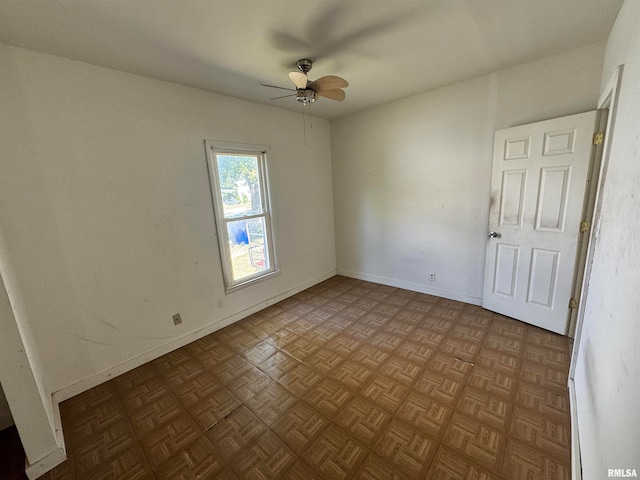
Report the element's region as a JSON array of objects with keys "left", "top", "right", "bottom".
[{"left": 483, "top": 111, "right": 598, "bottom": 334}]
